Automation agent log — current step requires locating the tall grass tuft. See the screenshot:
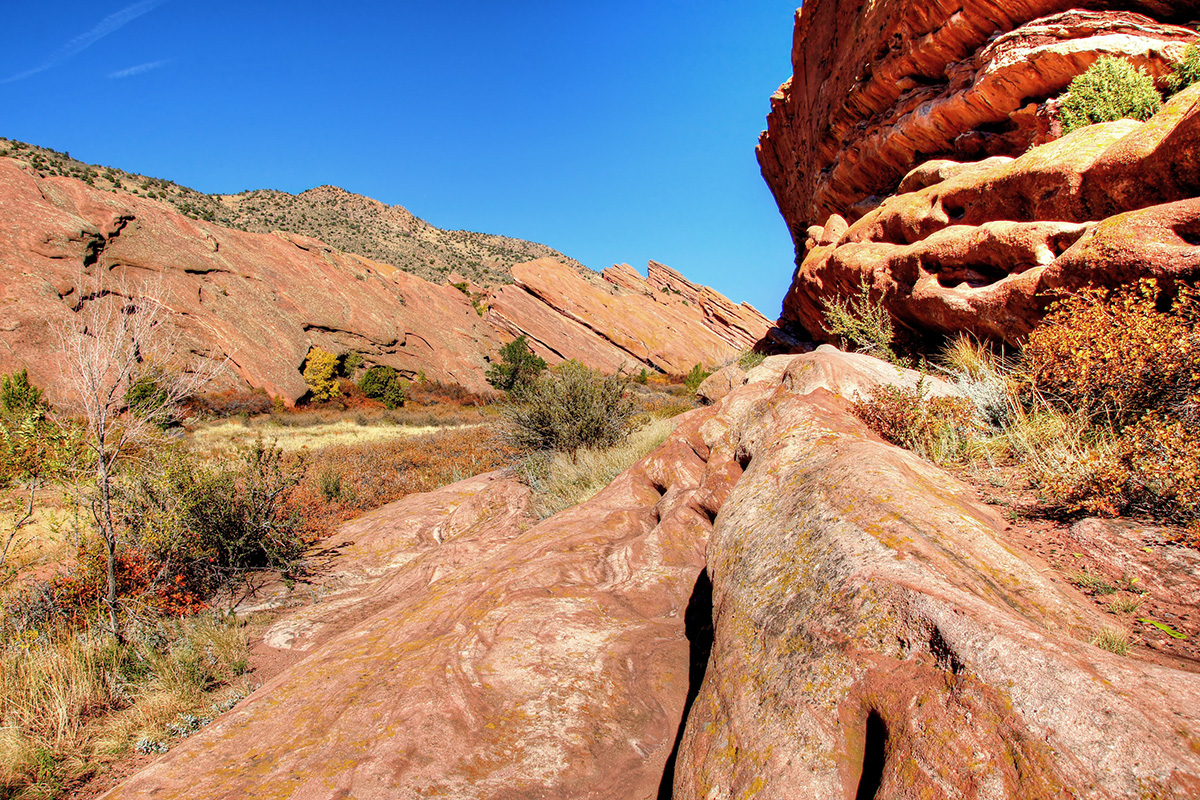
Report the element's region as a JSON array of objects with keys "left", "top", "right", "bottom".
[
  {"left": 0, "top": 614, "right": 251, "bottom": 796},
  {"left": 515, "top": 417, "right": 676, "bottom": 518}
]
